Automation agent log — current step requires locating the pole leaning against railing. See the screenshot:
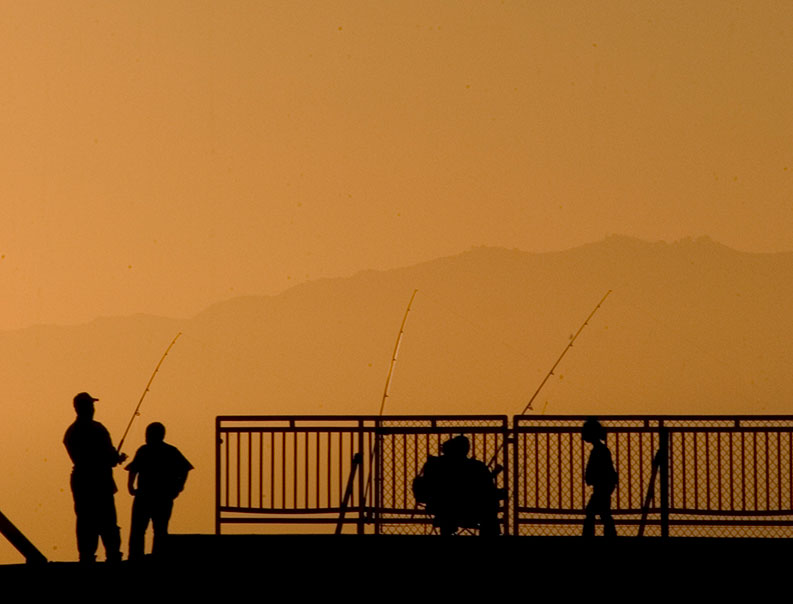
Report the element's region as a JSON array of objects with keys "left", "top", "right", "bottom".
[{"left": 637, "top": 425, "right": 669, "bottom": 537}]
